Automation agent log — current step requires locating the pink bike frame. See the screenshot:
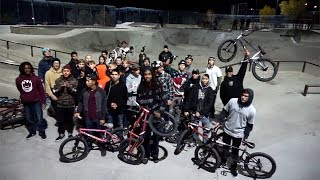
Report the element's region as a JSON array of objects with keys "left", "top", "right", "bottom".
[{"left": 78, "top": 128, "right": 120, "bottom": 143}]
